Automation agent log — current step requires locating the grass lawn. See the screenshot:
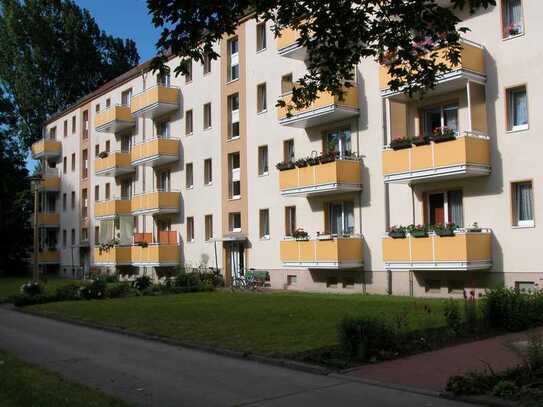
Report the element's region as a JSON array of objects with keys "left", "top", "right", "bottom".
[
  {"left": 0, "top": 276, "right": 82, "bottom": 302},
  {"left": 31, "top": 291, "right": 450, "bottom": 358},
  {"left": 0, "top": 350, "right": 130, "bottom": 407}
]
